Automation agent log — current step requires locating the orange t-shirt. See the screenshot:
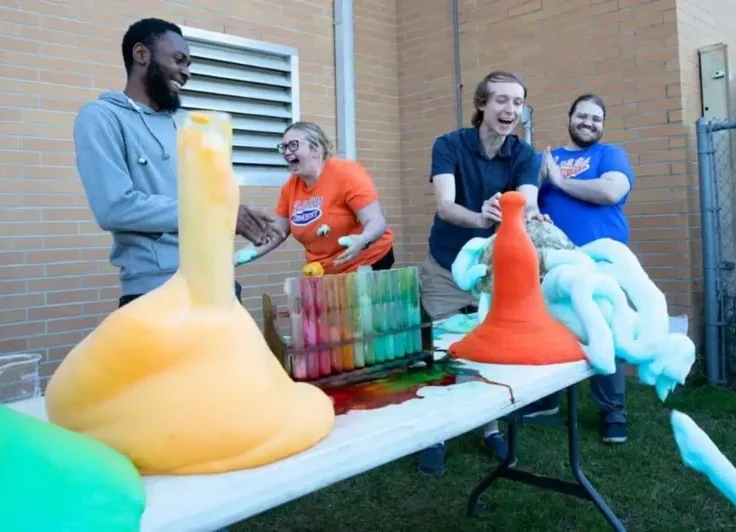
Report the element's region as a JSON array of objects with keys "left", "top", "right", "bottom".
[{"left": 275, "top": 157, "right": 394, "bottom": 275}]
